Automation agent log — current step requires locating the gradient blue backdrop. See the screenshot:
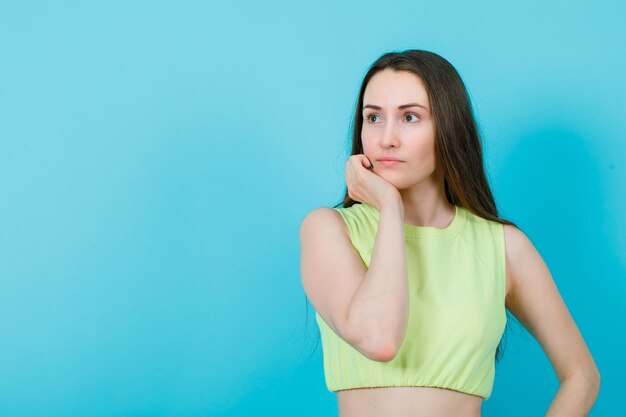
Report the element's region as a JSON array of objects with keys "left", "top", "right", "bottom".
[{"left": 0, "top": 1, "right": 623, "bottom": 416}]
